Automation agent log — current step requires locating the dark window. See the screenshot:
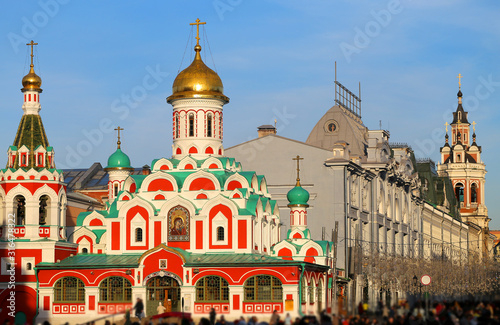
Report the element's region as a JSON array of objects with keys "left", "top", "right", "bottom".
[
  {"left": 26, "top": 263, "right": 32, "bottom": 271},
  {"left": 195, "top": 276, "right": 229, "bottom": 302},
  {"left": 244, "top": 275, "right": 283, "bottom": 302},
  {"left": 175, "top": 114, "right": 180, "bottom": 138},
  {"left": 82, "top": 248, "right": 88, "bottom": 254},
  {"left": 455, "top": 183, "right": 464, "bottom": 203},
  {"left": 135, "top": 228, "right": 143, "bottom": 242},
  {"left": 99, "top": 276, "right": 132, "bottom": 302},
  {"left": 39, "top": 195, "right": 49, "bottom": 225},
  {"left": 216, "top": 226, "right": 224, "bottom": 241},
  {"left": 15, "top": 195, "right": 26, "bottom": 225},
  {"left": 471, "top": 183, "right": 477, "bottom": 203},
  {"left": 114, "top": 183, "right": 119, "bottom": 197},
  {"left": 189, "top": 114, "right": 195, "bottom": 137},
  {"left": 54, "top": 277, "right": 85, "bottom": 303},
  {"left": 207, "top": 114, "right": 212, "bottom": 137}
]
